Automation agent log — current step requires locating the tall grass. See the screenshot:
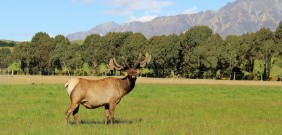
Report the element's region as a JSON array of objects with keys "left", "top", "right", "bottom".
[{"left": 0, "top": 84, "right": 281, "bottom": 134}]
